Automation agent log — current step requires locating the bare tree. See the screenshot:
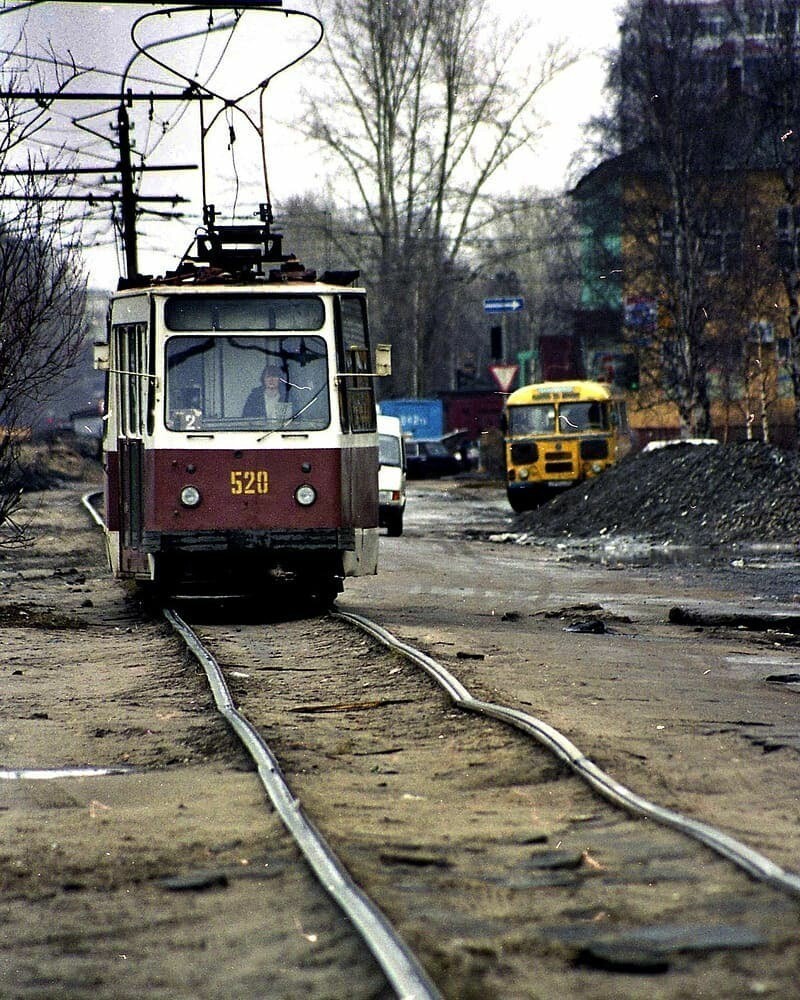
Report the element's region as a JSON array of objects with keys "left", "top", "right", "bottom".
[
  {"left": 304, "top": 0, "right": 576, "bottom": 396},
  {"left": 733, "top": 0, "right": 800, "bottom": 446},
  {"left": 479, "top": 192, "right": 581, "bottom": 384},
  {"left": 599, "top": 0, "right": 760, "bottom": 437},
  {"left": 0, "top": 53, "right": 88, "bottom": 537}
]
